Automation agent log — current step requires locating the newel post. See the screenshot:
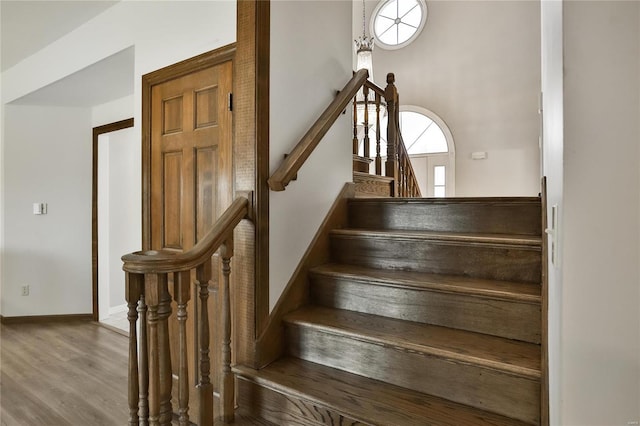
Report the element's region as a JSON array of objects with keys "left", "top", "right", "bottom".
[{"left": 384, "top": 73, "right": 399, "bottom": 196}]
